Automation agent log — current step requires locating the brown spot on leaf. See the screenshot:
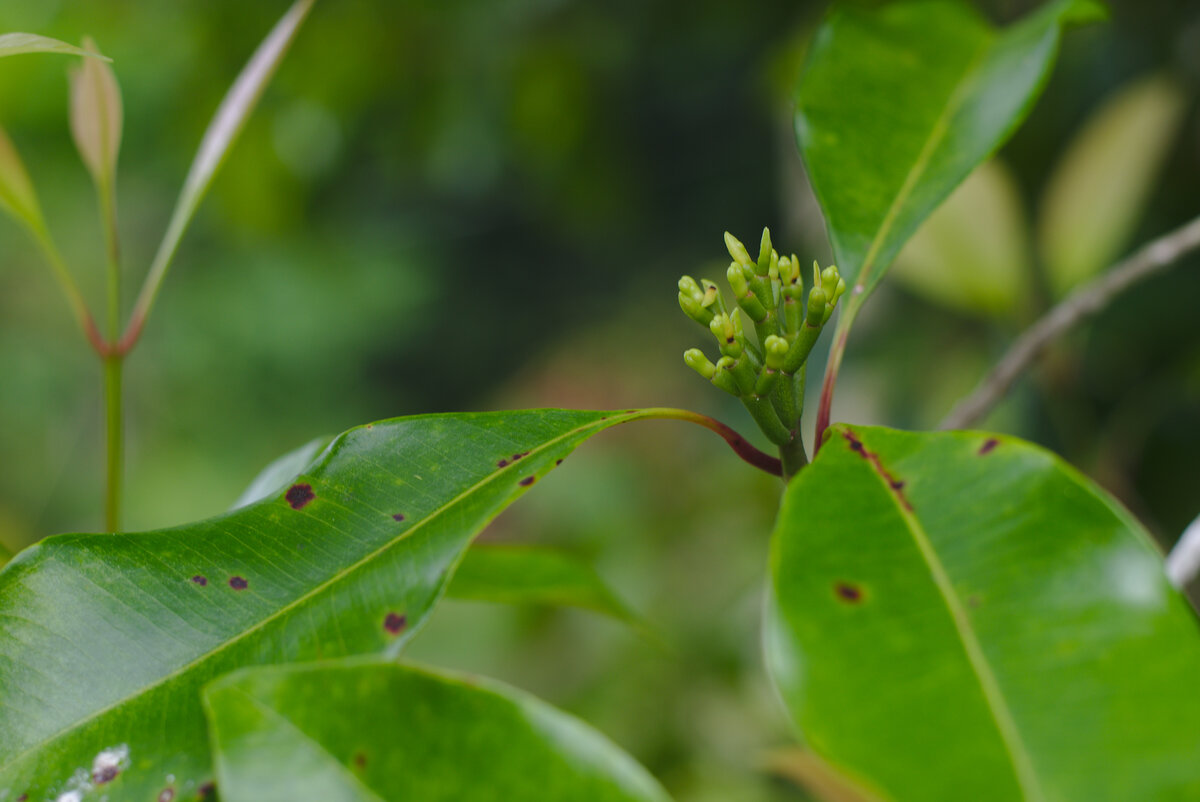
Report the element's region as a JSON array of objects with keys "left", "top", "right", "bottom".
[
  {"left": 353, "top": 753, "right": 367, "bottom": 769},
  {"left": 229, "top": 576, "right": 248, "bottom": 591},
  {"left": 16, "top": 795, "right": 26, "bottom": 802},
  {"left": 392, "top": 513, "right": 405, "bottom": 522},
  {"left": 979, "top": 438, "right": 999, "bottom": 455},
  {"left": 841, "top": 431, "right": 912, "bottom": 511},
  {"left": 191, "top": 575, "right": 208, "bottom": 586},
  {"left": 497, "top": 458, "right": 509, "bottom": 468},
  {"left": 384, "top": 612, "right": 407, "bottom": 634},
  {"left": 92, "top": 766, "right": 120, "bottom": 785},
  {"left": 555, "top": 459, "right": 563, "bottom": 466},
  {"left": 519, "top": 476, "right": 535, "bottom": 486},
  {"left": 286, "top": 483, "right": 315, "bottom": 509},
  {"left": 198, "top": 783, "right": 216, "bottom": 799},
  {"left": 835, "top": 582, "right": 864, "bottom": 603}
]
